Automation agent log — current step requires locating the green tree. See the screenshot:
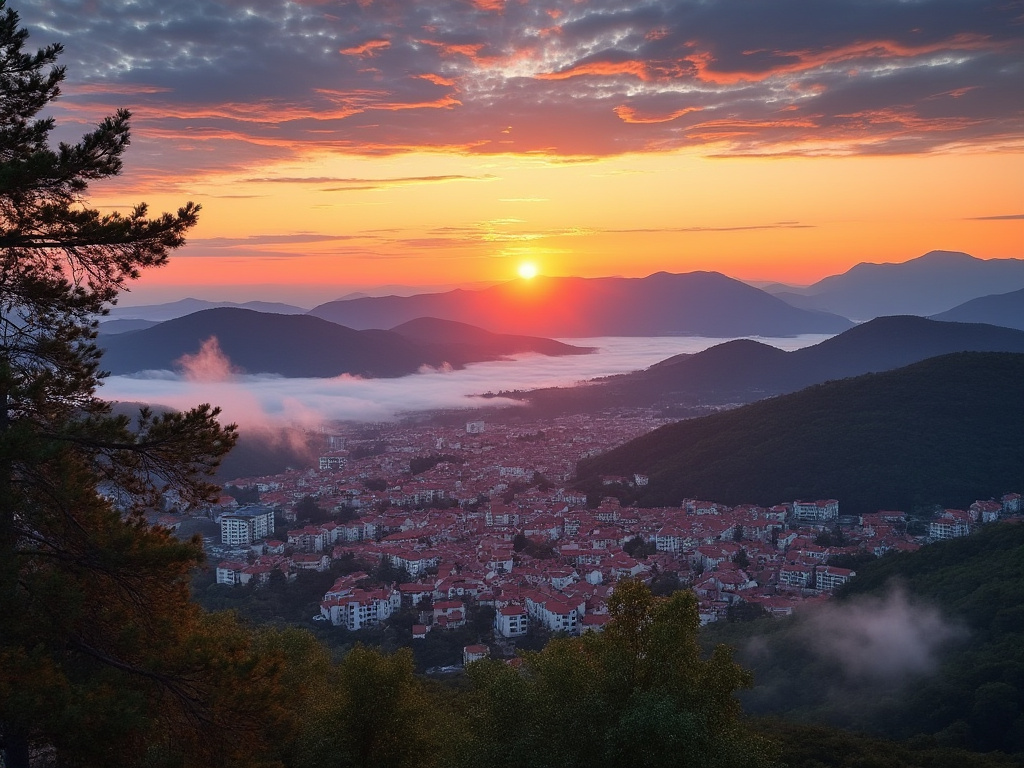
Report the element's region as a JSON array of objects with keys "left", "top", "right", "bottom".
[
  {"left": 297, "top": 645, "right": 453, "bottom": 768},
  {"left": 0, "top": 6, "right": 245, "bottom": 765},
  {"left": 462, "top": 581, "right": 777, "bottom": 768}
]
